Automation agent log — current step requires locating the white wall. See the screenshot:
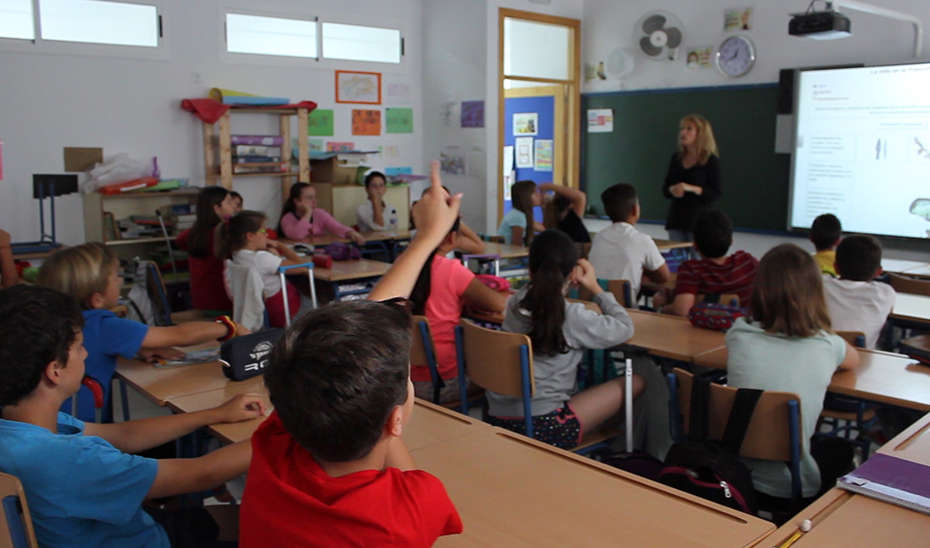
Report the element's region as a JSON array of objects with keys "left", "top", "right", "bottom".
[
  {"left": 583, "top": 0, "right": 929, "bottom": 92},
  {"left": 0, "top": 0, "right": 424, "bottom": 245}
]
